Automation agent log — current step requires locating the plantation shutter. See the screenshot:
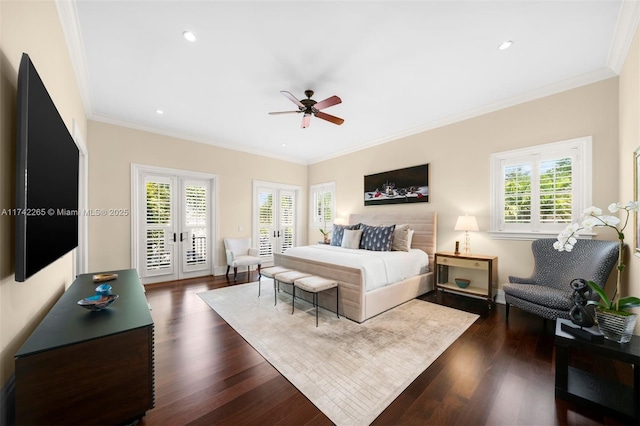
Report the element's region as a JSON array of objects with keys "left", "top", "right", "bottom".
[
  {"left": 500, "top": 151, "right": 575, "bottom": 232},
  {"left": 144, "top": 176, "right": 174, "bottom": 275},
  {"left": 182, "top": 180, "right": 209, "bottom": 271},
  {"left": 539, "top": 157, "right": 572, "bottom": 224},
  {"left": 258, "top": 188, "right": 275, "bottom": 257},
  {"left": 310, "top": 183, "right": 335, "bottom": 227},
  {"left": 280, "top": 190, "right": 295, "bottom": 253}
]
